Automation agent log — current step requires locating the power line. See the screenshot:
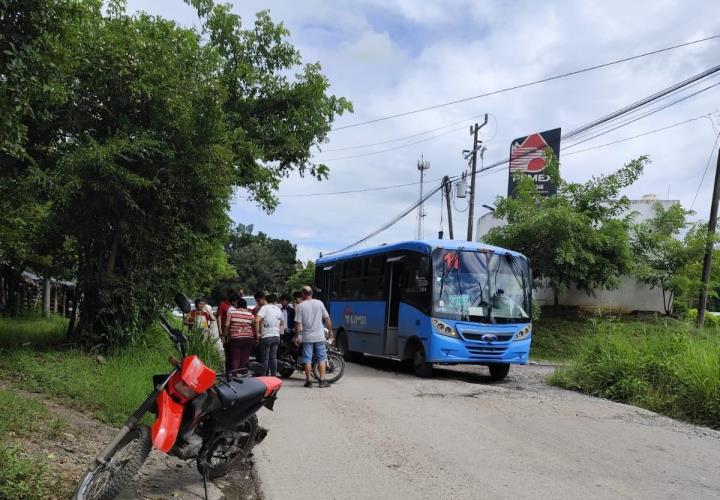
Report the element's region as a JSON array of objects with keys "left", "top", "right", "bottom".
[
  {"left": 691, "top": 133, "right": 720, "bottom": 210},
  {"left": 322, "top": 64, "right": 720, "bottom": 253},
  {"left": 331, "top": 34, "right": 720, "bottom": 131},
  {"left": 322, "top": 181, "right": 450, "bottom": 256},
  {"left": 317, "top": 125, "right": 467, "bottom": 162},
  {"left": 563, "top": 114, "right": 714, "bottom": 156},
  {"left": 280, "top": 177, "right": 444, "bottom": 198},
  {"left": 321, "top": 112, "right": 490, "bottom": 152}
]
